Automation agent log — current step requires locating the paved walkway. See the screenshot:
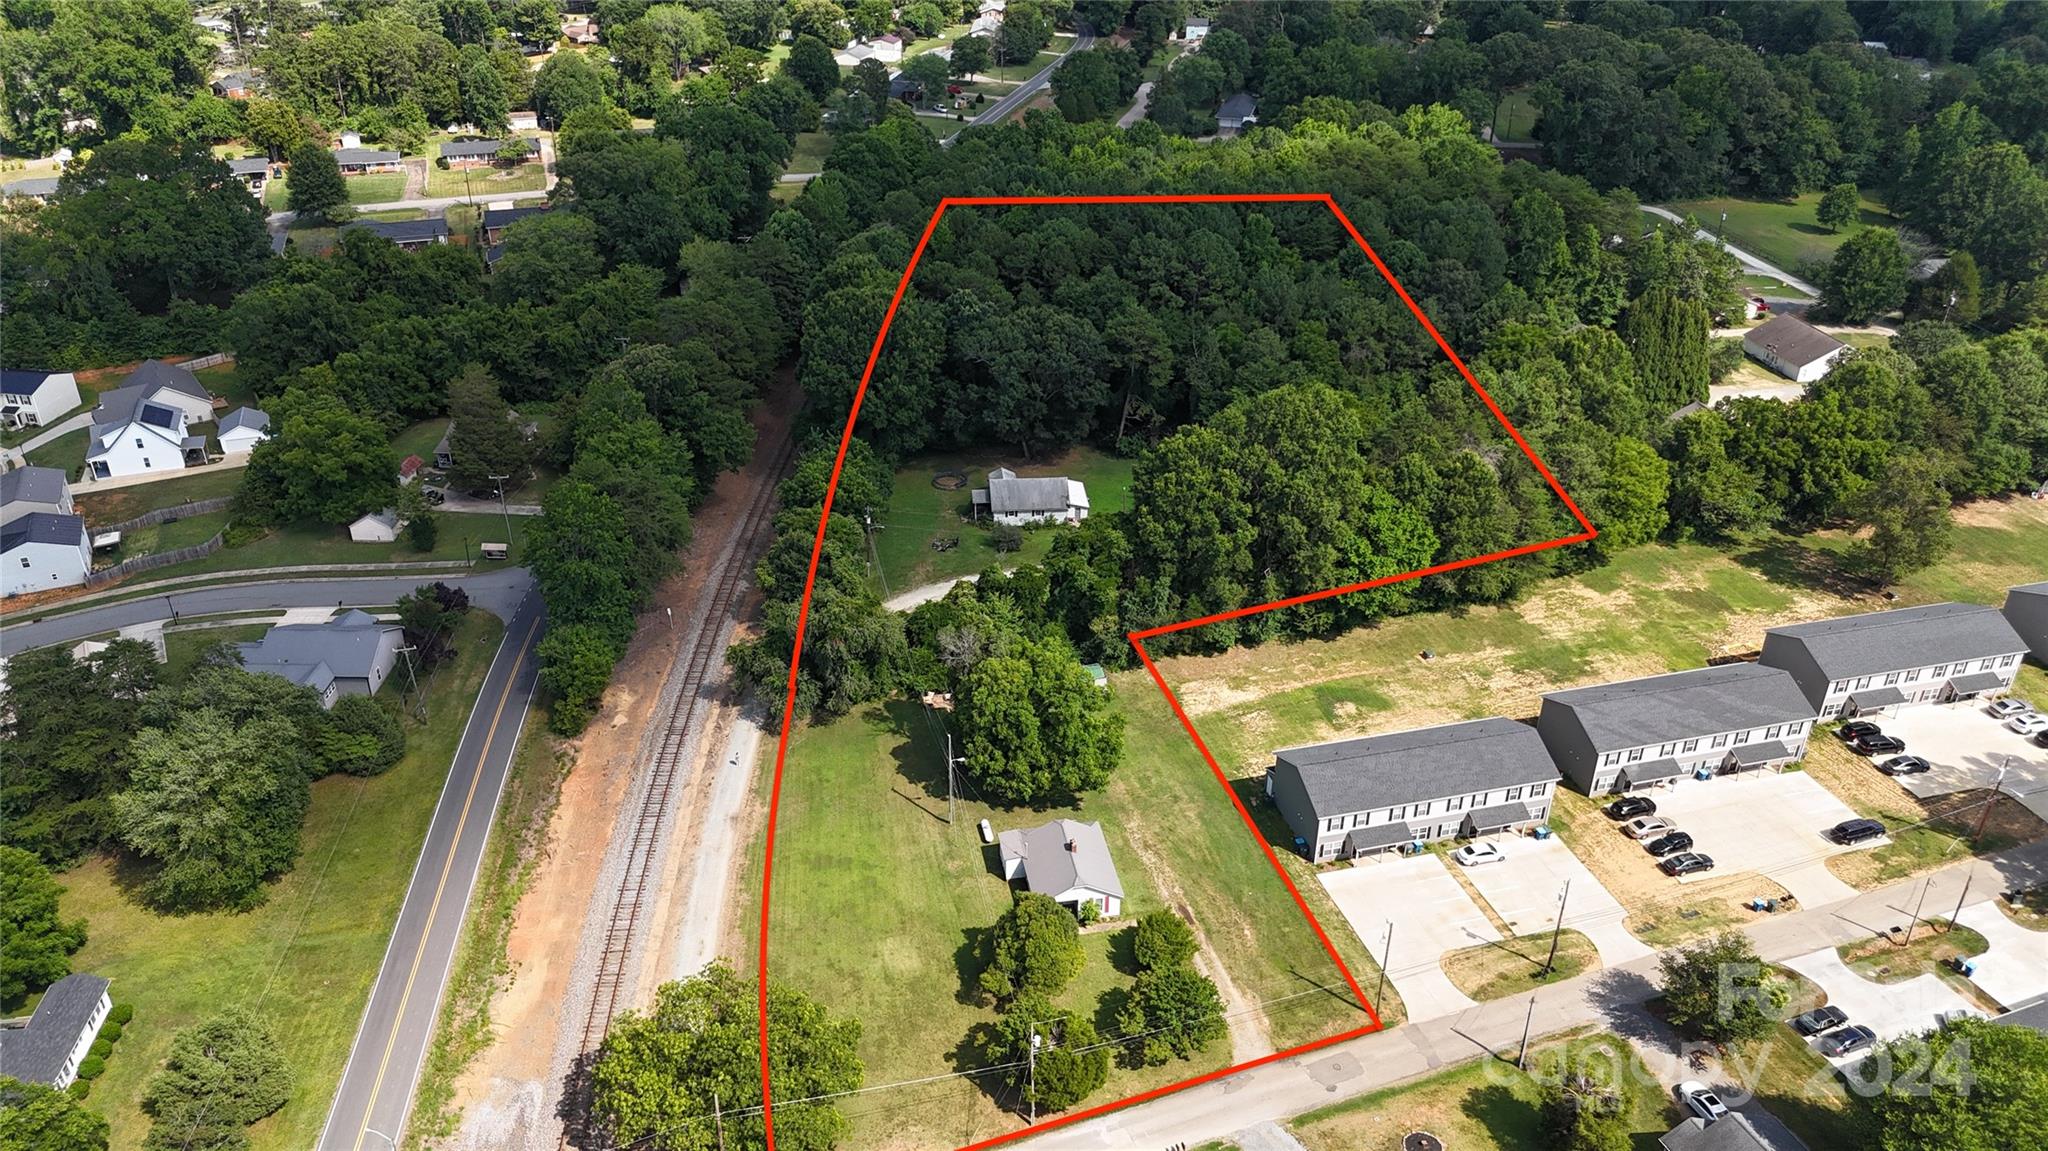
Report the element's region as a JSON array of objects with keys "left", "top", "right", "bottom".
[
  {"left": 2, "top": 410, "right": 93, "bottom": 467},
  {"left": 1641, "top": 205, "right": 1822, "bottom": 298}
]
